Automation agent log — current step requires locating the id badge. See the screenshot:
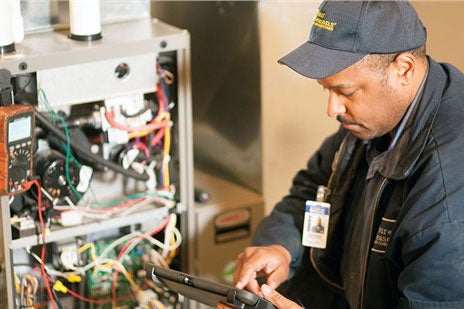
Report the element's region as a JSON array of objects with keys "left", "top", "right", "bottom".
[{"left": 302, "top": 200, "right": 330, "bottom": 249}]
